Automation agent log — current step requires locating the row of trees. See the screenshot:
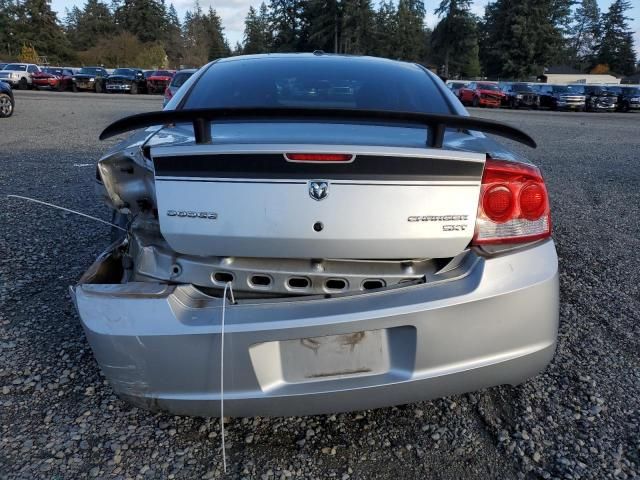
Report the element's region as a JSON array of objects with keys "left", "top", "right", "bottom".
[
  {"left": 0, "top": 0, "right": 230, "bottom": 67},
  {"left": 242, "top": 0, "right": 637, "bottom": 77},
  {"left": 0, "top": 0, "right": 637, "bottom": 77}
]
